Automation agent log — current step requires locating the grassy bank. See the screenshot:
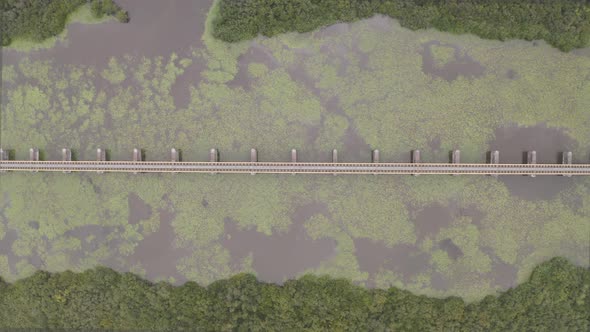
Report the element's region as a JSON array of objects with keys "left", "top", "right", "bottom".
[{"left": 212, "top": 0, "right": 590, "bottom": 51}]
